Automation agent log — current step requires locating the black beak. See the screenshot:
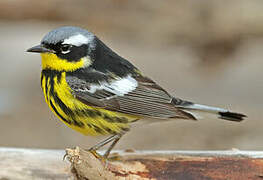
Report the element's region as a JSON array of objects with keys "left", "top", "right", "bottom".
[{"left": 27, "top": 45, "right": 54, "bottom": 53}]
